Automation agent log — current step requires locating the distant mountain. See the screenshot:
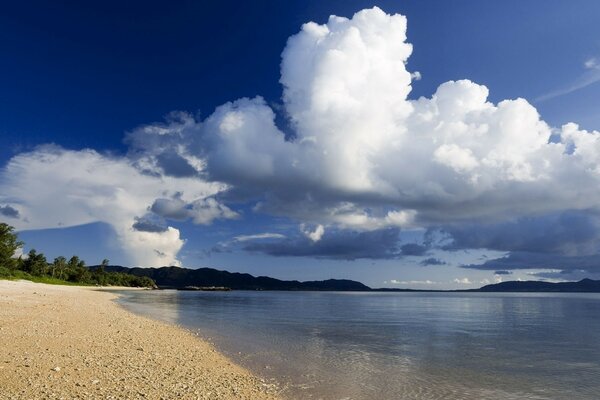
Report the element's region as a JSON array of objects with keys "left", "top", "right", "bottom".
[
  {"left": 90, "top": 265, "right": 371, "bottom": 291},
  {"left": 477, "top": 278, "right": 600, "bottom": 292},
  {"left": 88, "top": 265, "right": 600, "bottom": 292}
]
